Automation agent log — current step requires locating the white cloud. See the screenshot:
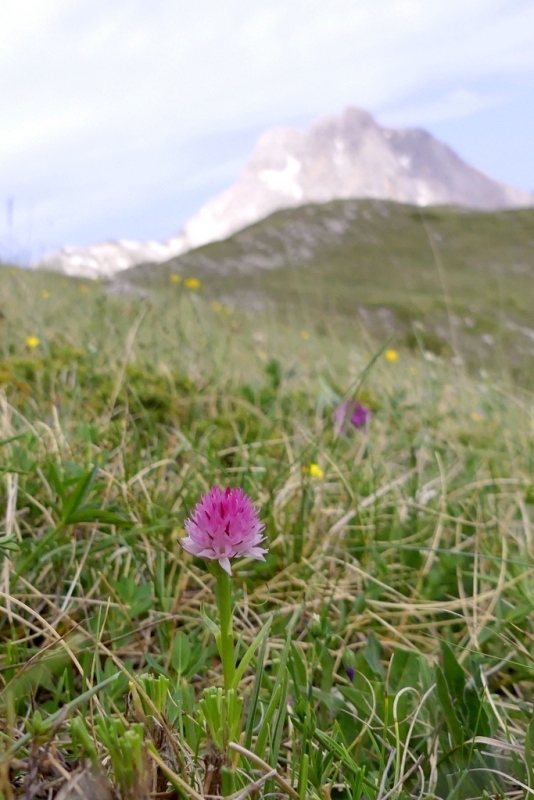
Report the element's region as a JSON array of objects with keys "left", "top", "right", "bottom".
[{"left": 379, "top": 87, "right": 508, "bottom": 126}]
